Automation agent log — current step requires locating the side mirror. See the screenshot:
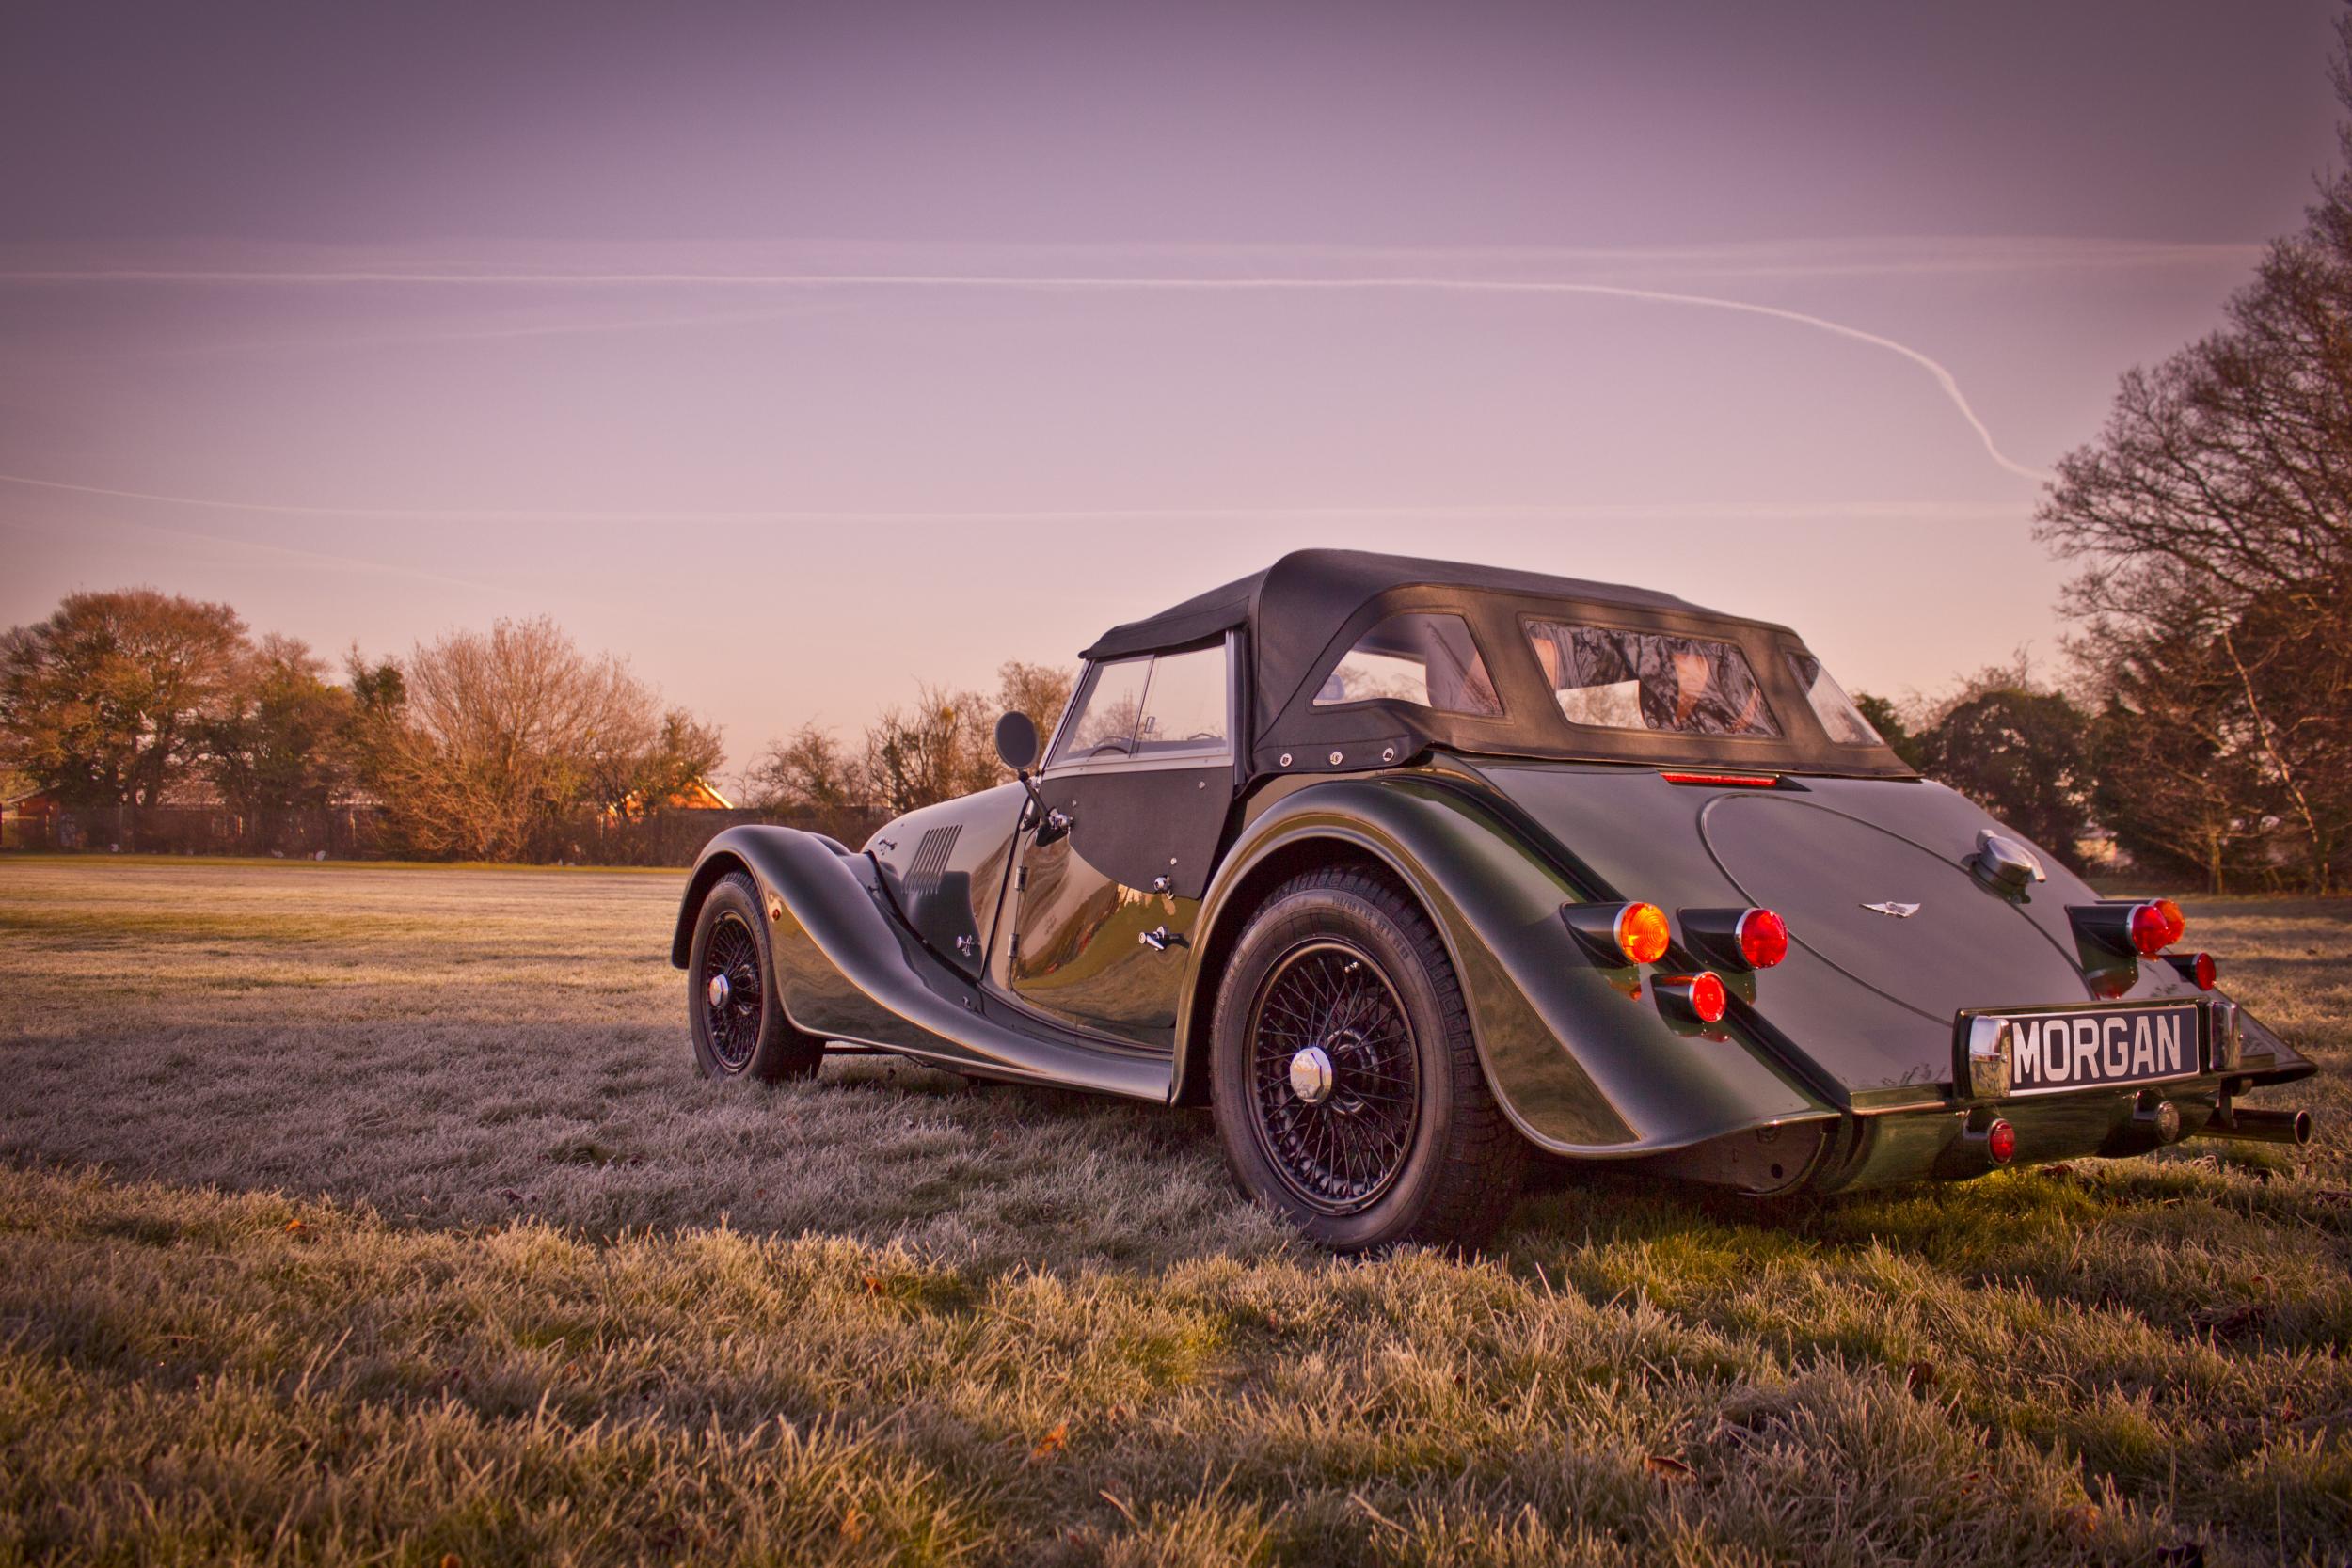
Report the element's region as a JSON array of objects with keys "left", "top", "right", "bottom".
[{"left": 994, "top": 711, "right": 1040, "bottom": 772}]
